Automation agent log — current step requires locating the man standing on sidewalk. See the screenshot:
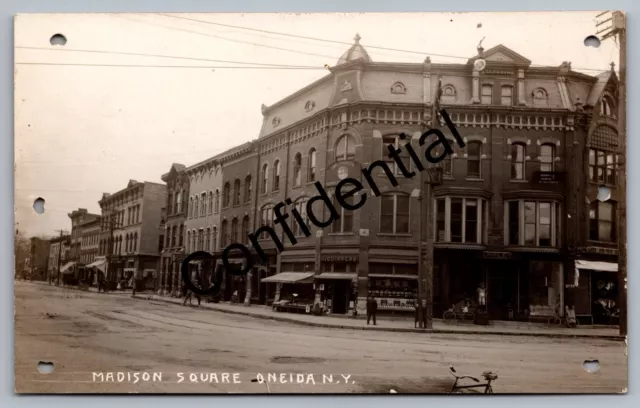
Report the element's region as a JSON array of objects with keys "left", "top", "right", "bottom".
[{"left": 366, "top": 295, "right": 378, "bottom": 325}]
